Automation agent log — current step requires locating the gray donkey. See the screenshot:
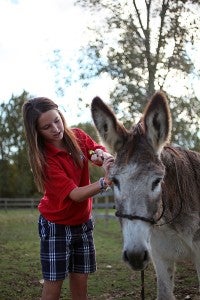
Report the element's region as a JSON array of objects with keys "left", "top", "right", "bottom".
[{"left": 91, "top": 91, "right": 200, "bottom": 300}]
